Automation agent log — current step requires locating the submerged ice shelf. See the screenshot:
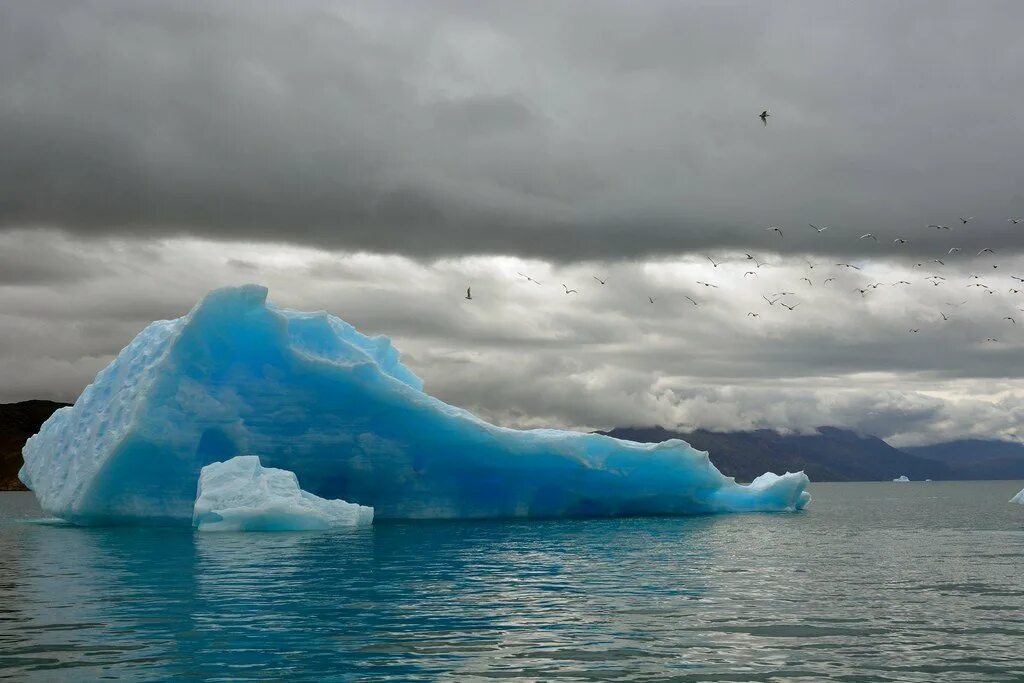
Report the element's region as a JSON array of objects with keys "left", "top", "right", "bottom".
[
  {"left": 21, "top": 285, "right": 810, "bottom": 526},
  {"left": 193, "top": 456, "right": 373, "bottom": 532}
]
